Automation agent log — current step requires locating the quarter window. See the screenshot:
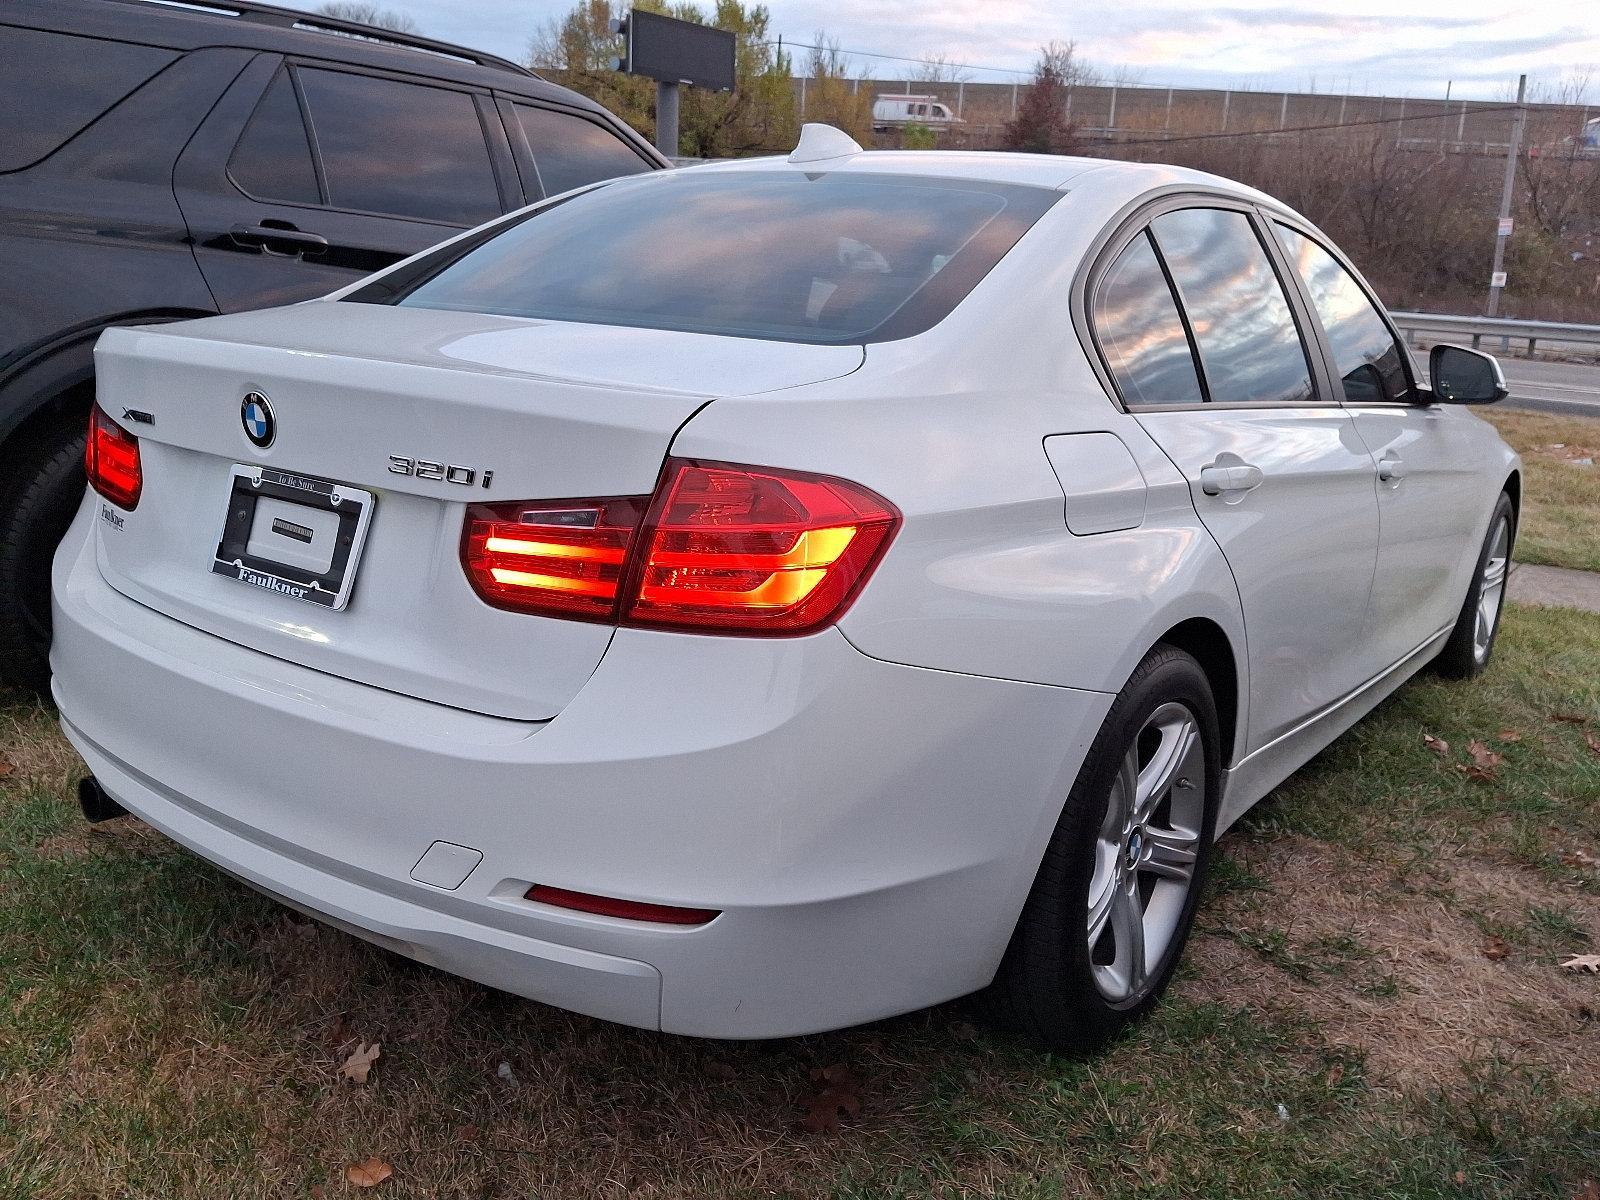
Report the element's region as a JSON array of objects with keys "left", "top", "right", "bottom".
[
  {"left": 228, "top": 70, "right": 319, "bottom": 205},
  {"left": 297, "top": 69, "right": 500, "bottom": 225},
  {"left": 1151, "top": 208, "right": 1316, "bottom": 405},
  {"left": 1274, "top": 223, "right": 1415, "bottom": 403},
  {"left": 1092, "top": 232, "right": 1204, "bottom": 407},
  {"left": 513, "top": 105, "right": 652, "bottom": 197}
]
